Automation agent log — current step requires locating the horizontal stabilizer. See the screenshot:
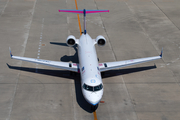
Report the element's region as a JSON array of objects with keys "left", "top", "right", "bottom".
[
  {"left": 59, "top": 9, "right": 109, "bottom": 34},
  {"left": 59, "top": 9, "right": 109, "bottom": 14}
]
